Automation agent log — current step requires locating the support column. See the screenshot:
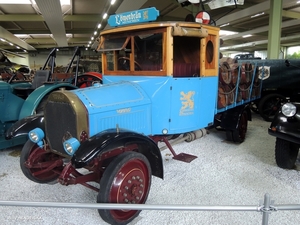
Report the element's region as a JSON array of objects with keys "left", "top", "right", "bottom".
[{"left": 267, "top": 0, "right": 282, "bottom": 59}]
